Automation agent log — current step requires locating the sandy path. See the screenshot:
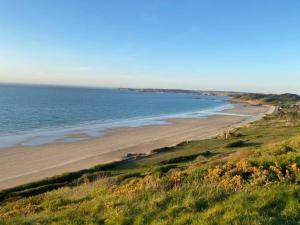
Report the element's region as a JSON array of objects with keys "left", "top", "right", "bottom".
[{"left": 0, "top": 104, "right": 272, "bottom": 190}]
